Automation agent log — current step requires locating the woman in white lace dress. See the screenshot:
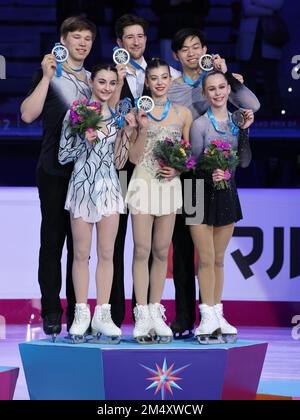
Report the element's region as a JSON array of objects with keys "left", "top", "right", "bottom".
[
  {"left": 58, "top": 64, "right": 134, "bottom": 342},
  {"left": 125, "top": 58, "right": 193, "bottom": 343}
]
